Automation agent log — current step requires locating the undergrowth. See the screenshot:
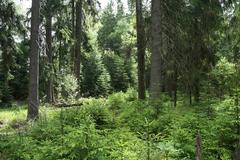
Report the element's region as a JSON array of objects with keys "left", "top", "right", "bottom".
[{"left": 0, "top": 90, "right": 239, "bottom": 160}]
